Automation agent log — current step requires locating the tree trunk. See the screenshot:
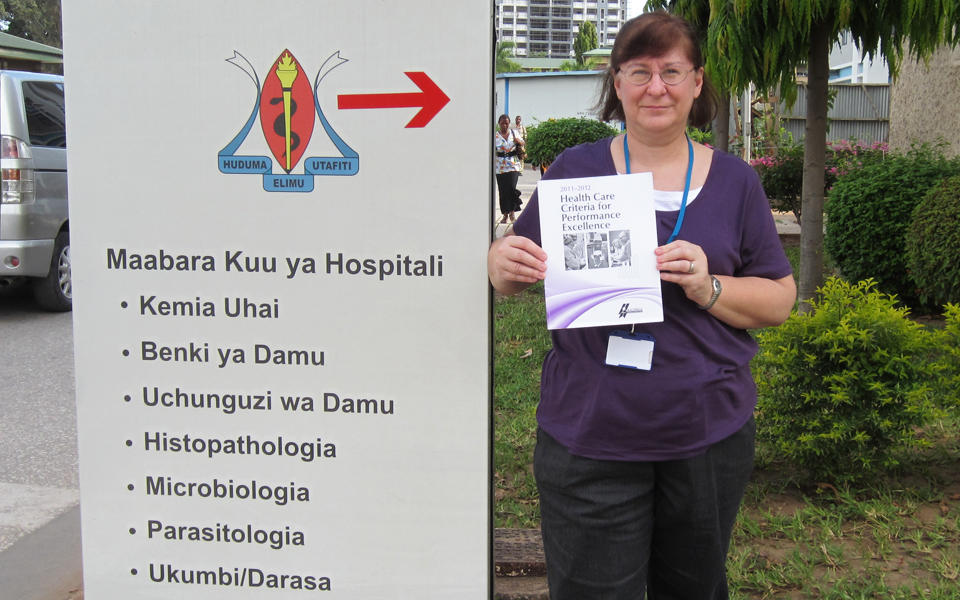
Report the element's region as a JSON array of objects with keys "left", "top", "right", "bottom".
[
  {"left": 713, "top": 90, "right": 730, "bottom": 152},
  {"left": 798, "top": 21, "right": 830, "bottom": 312}
]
